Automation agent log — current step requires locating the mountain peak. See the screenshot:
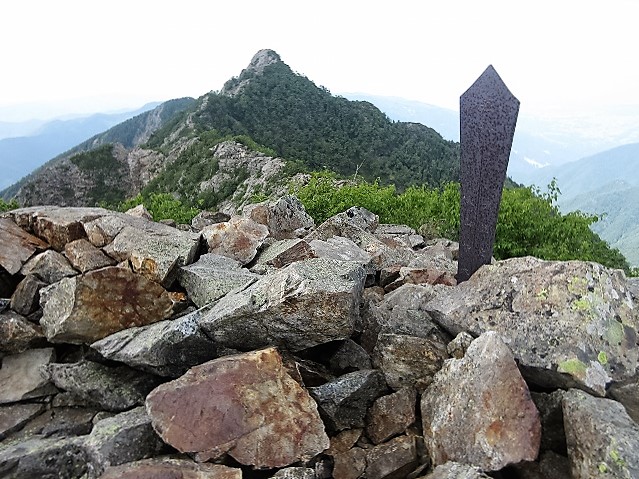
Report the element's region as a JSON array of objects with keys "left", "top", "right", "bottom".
[{"left": 221, "top": 49, "right": 282, "bottom": 97}]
